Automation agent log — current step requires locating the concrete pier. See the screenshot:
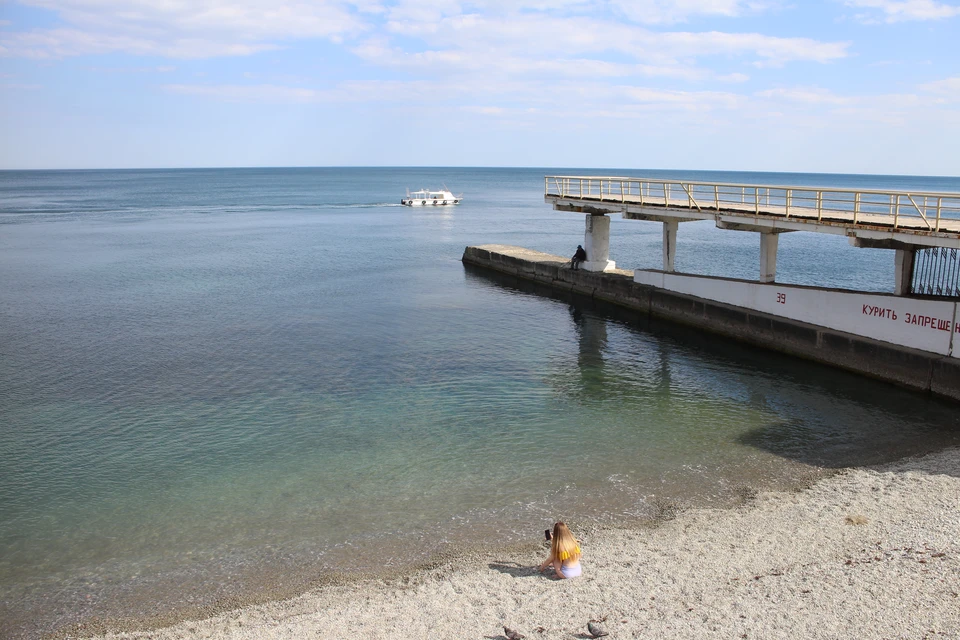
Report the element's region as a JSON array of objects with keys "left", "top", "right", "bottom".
[
  {"left": 894, "top": 248, "right": 916, "bottom": 296},
  {"left": 759, "top": 232, "right": 780, "bottom": 283},
  {"left": 662, "top": 220, "right": 678, "bottom": 272},
  {"left": 462, "top": 244, "right": 960, "bottom": 403},
  {"left": 582, "top": 214, "right": 616, "bottom": 272},
  {"left": 546, "top": 175, "right": 960, "bottom": 295}
]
